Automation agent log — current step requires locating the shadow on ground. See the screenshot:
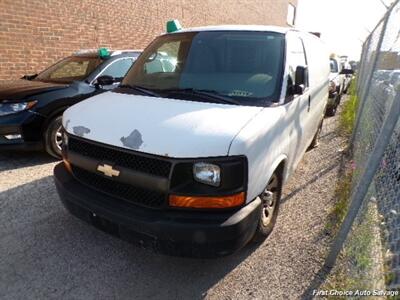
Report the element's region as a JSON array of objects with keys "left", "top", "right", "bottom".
[
  {"left": 0, "top": 176, "right": 260, "bottom": 299},
  {"left": 0, "top": 151, "right": 56, "bottom": 172}
]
